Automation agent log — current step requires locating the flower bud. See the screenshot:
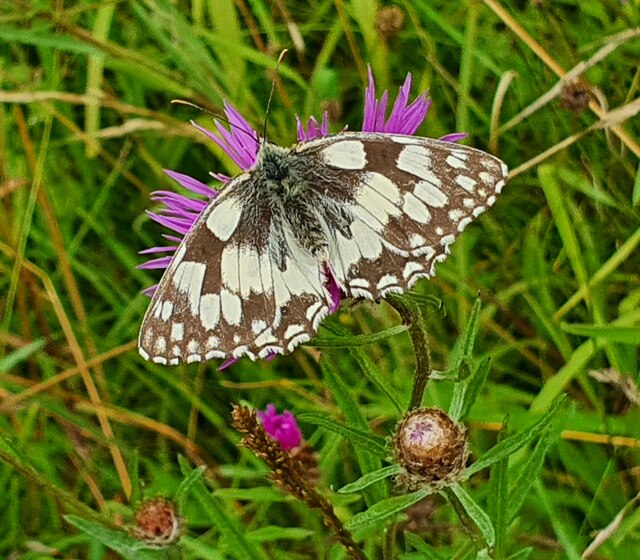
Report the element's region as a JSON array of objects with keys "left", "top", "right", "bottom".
[
  {"left": 257, "top": 404, "right": 302, "bottom": 450},
  {"left": 132, "top": 497, "right": 182, "bottom": 546},
  {"left": 393, "top": 407, "right": 468, "bottom": 489},
  {"left": 375, "top": 6, "right": 405, "bottom": 42}
]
